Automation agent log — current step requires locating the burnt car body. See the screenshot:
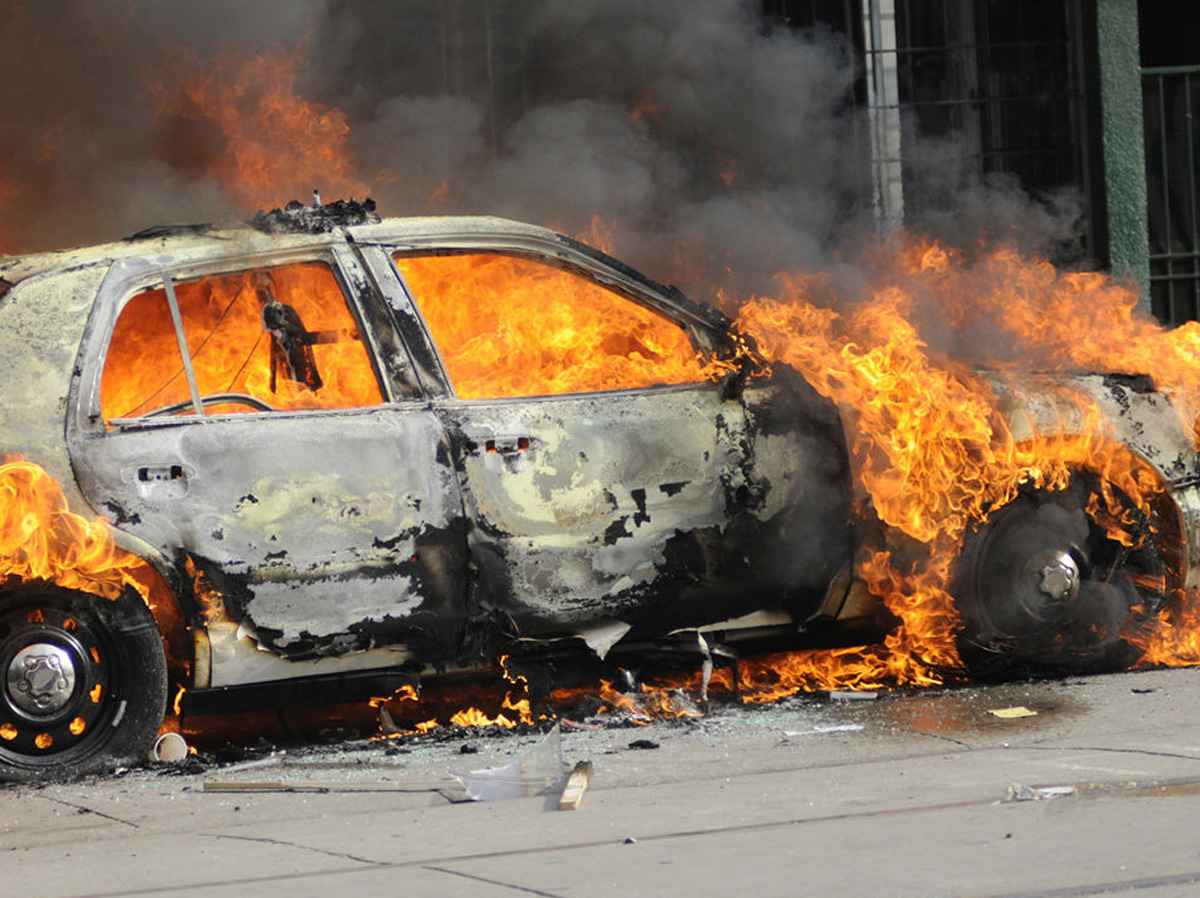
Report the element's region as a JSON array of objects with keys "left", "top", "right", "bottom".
[{"left": 1, "top": 206, "right": 1199, "bottom": 779}]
